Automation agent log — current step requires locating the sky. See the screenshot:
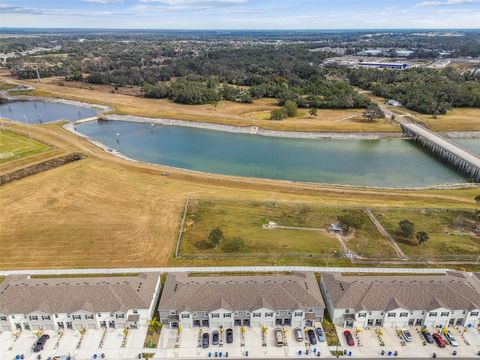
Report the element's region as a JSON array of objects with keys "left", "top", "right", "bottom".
[{"left": 0, "top": 0, "right": 480, "bottom": 30}]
